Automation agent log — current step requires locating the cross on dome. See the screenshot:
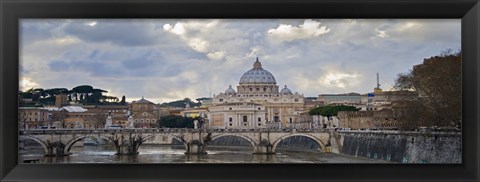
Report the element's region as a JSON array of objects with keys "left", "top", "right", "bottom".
[{"left": 253, "top": 57, "right": 262, "bottom": 69}]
